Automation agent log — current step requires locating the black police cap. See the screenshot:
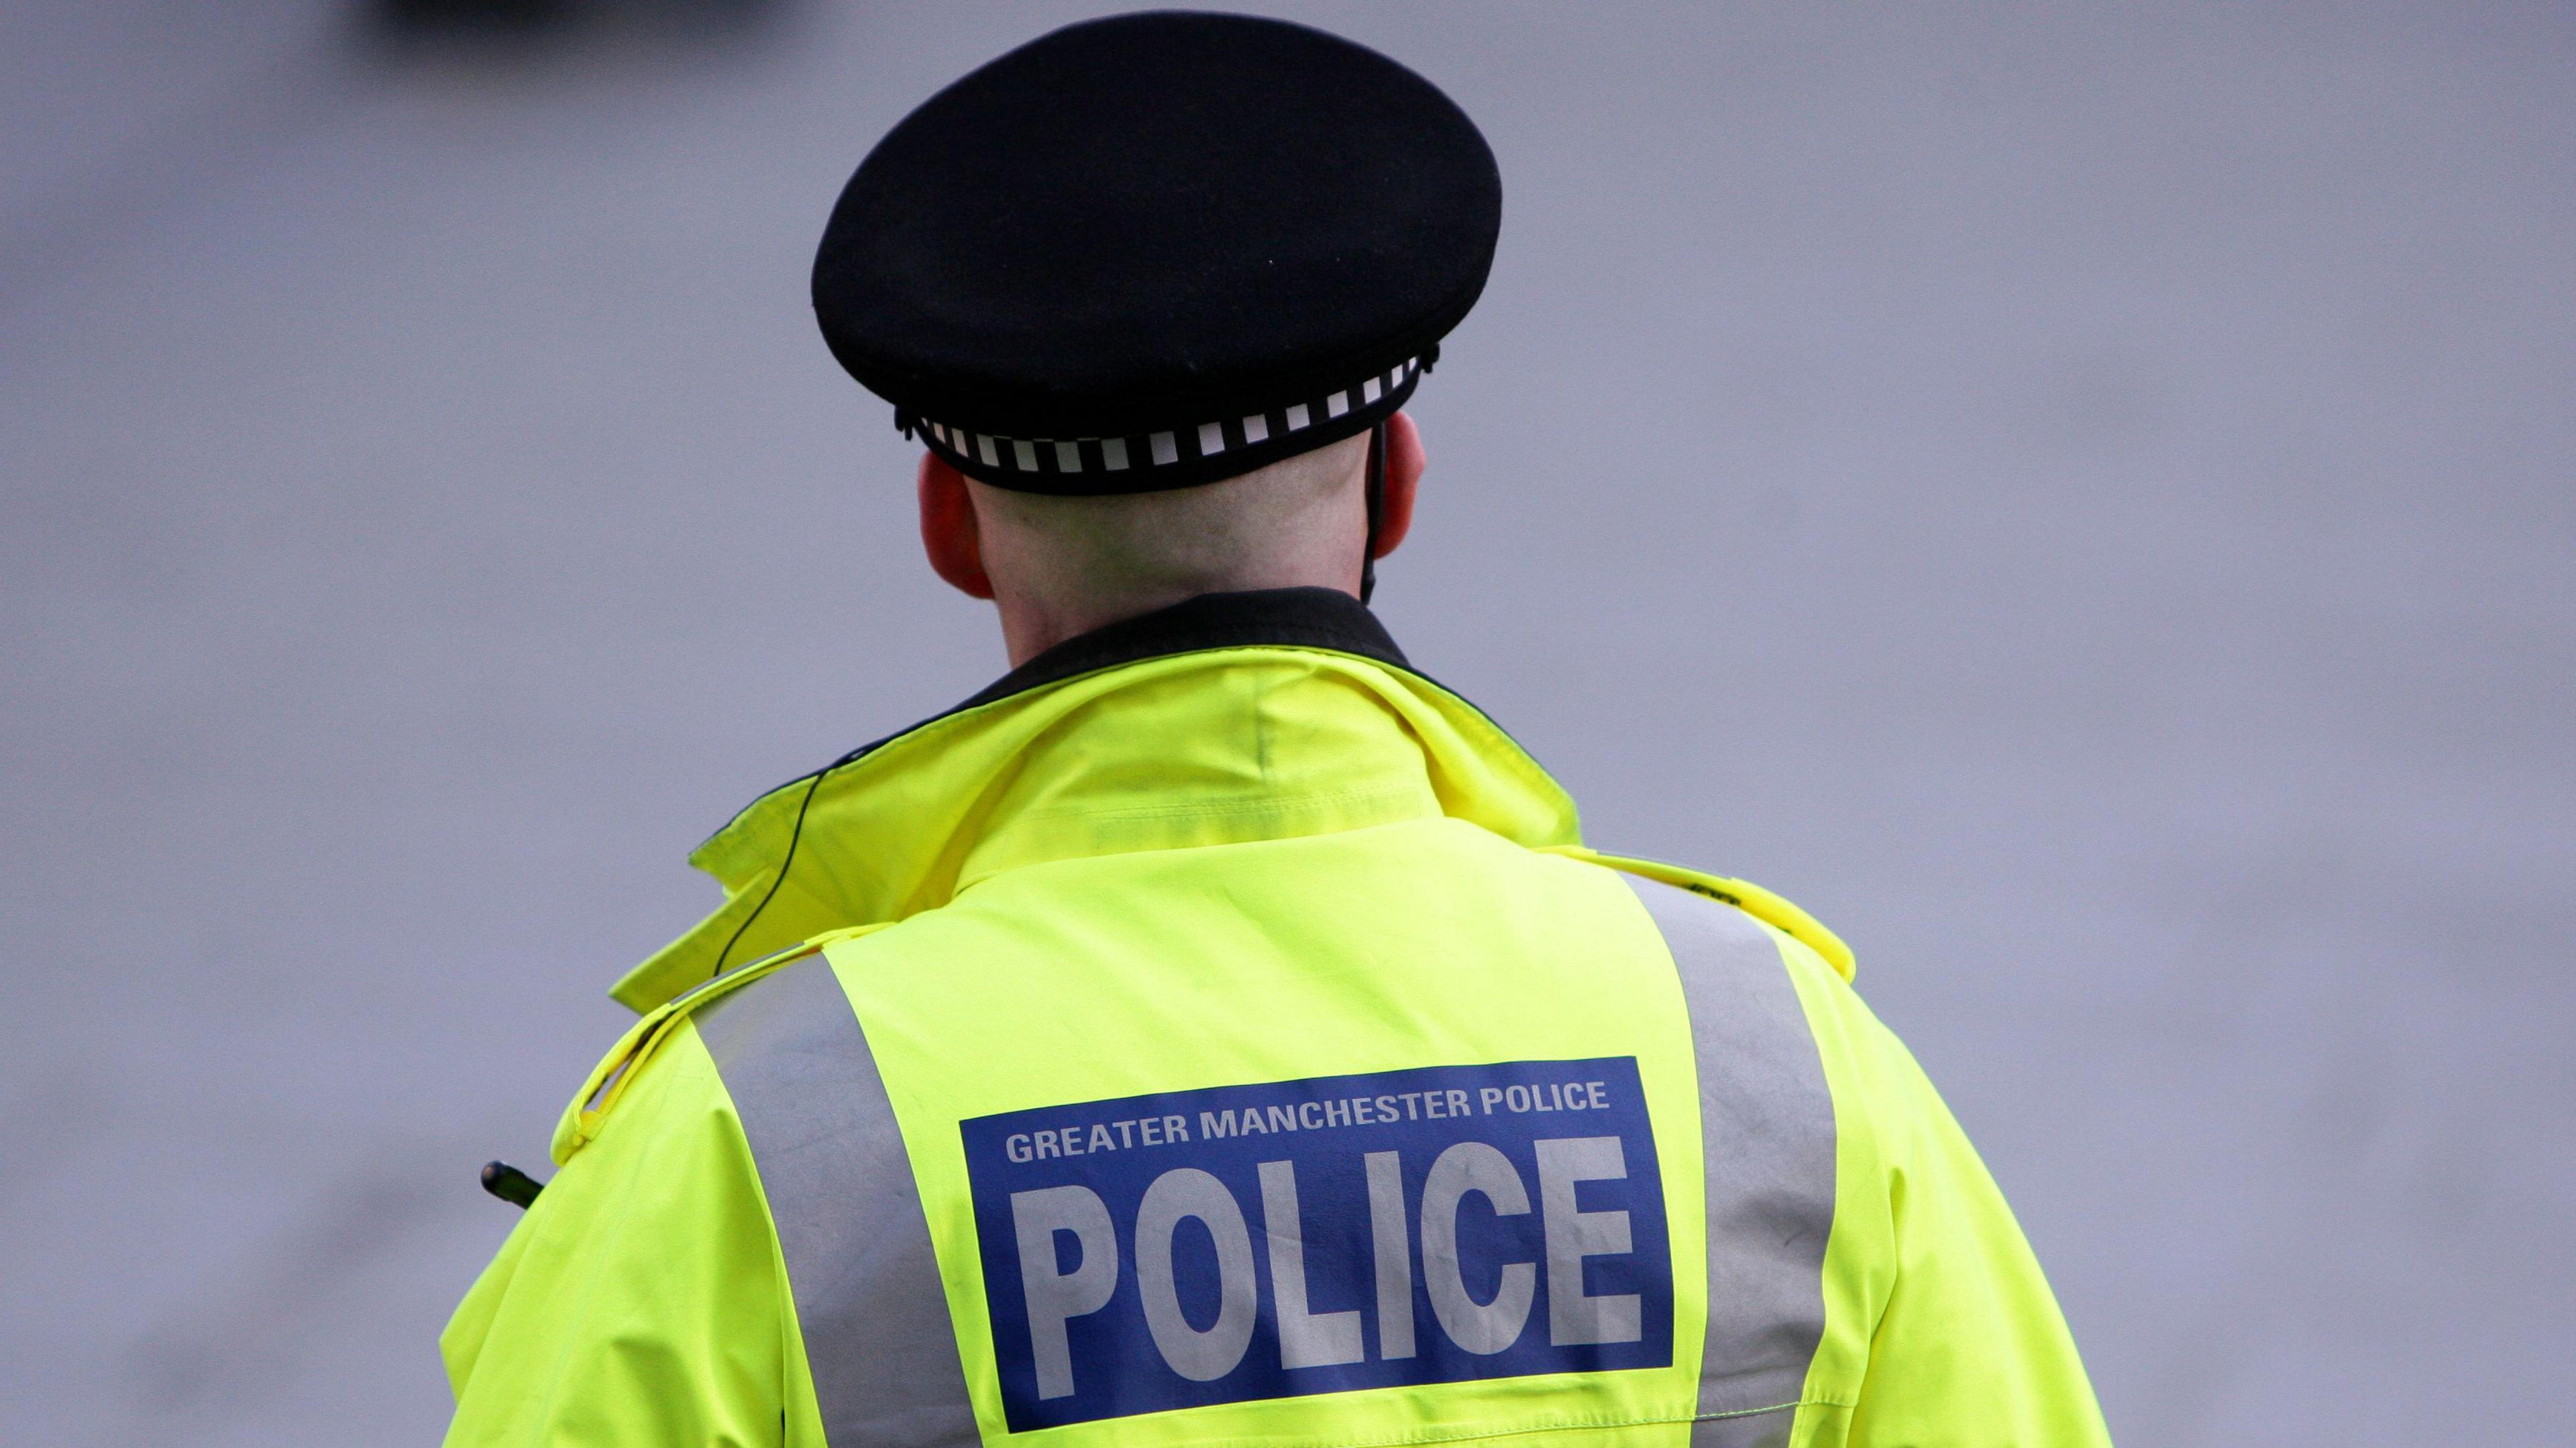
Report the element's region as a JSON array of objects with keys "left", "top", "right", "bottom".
[{"left": 812, "top": 11, "right": 1500, "bottom": 494}]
